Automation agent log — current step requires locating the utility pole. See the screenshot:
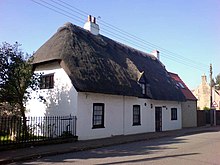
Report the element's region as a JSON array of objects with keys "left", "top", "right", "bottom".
[
  {"left": 210, "top": 64, "right": 216, "bottom": 126},
  {"left": 210, "top": 64, "right": 213, "bottom": 110}
]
